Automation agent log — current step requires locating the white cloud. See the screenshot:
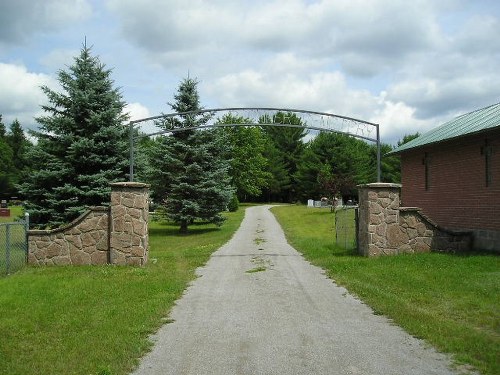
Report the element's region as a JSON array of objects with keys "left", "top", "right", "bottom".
[
  {"left": 3, "top": 0, "right": 498, "bottom": 146},
  {"left": 0, "top": 63, "right": 56, "bottom": 130},
  {"left": 387, "top": 75, "right": 500, "bottom": 120},
  {"left": 370, "top": 99, "right": 435, "bottom": 144},
  {"left": 207, "top": 53, "right": 377, "bottom": 114},
  {"left": 105, "top": 0, "right": 500, "bottom": 137},
  {"left": 107, "top": 0, "right": 441, "bottom": 78},
  {"left": 0, "top": 0, "right": 92, "bottom": 44},
  {"left": 125, "top": 102, "right": 150, "bottom": 122},
  {"left": 39, "top": 49, "right": 79, "bottom": 72},
  {"left": 124, "top": 102, "right": 163, "bottom": 135}
]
